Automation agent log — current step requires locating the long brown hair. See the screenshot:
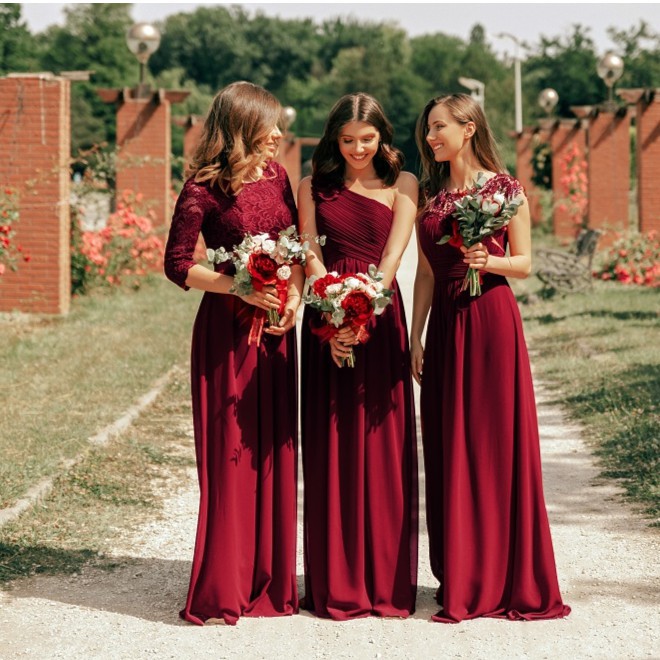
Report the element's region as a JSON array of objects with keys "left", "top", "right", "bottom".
[
  {"left": 189, "top": 81, "right": 282, "bottom": 196},
  {"left": 312, "top": 93, "right": 403, "bottom": 190},
  {"left": 415, "top": 93, "right": 505, "bottom": 201}
]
